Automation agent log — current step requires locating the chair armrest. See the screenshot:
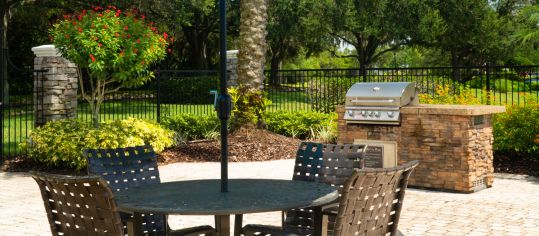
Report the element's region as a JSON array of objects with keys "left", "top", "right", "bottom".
[{"left": 321, "top": 203, "right": 339, "bottom": 215}]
